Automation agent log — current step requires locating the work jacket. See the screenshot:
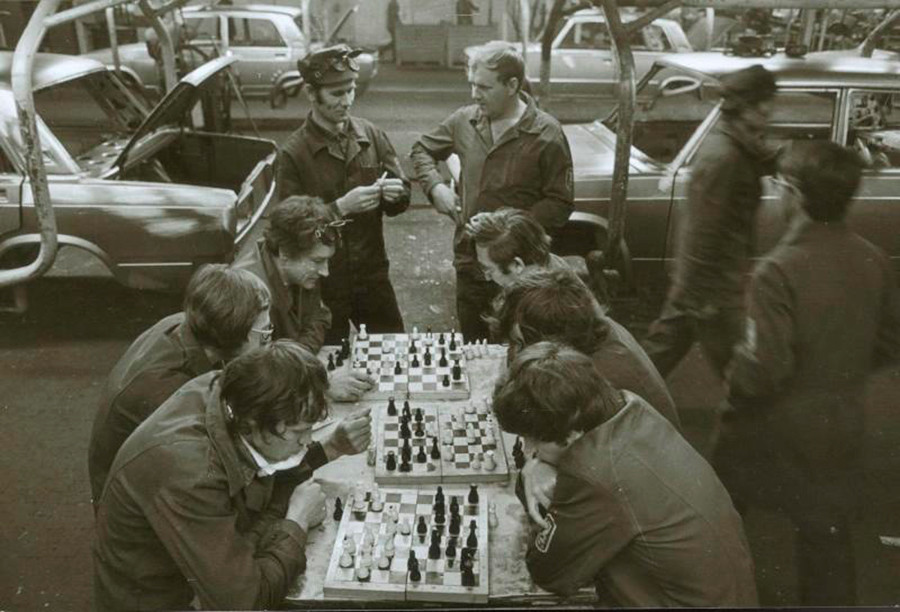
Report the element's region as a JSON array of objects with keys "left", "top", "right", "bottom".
[
  {"left": 88, "top": 313, "right": 216, "bottom": 508},
  {"left": 93, "top": 372, "right": 329, "bottom": 611},
  {"left": 720, "top": 218, "right": 900, "bottom": 523},
  {"left": 520, "top": 392, "right": 757, "bottom": 606},
  {"left": 411, "top": 92, "right": 574, "bottom": 273},
  {"left": 277, "top": 114, "right": 411, "bottom": 299},
  {"left": 233, "top": 240, "right": 331, "bottom": 353}
]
